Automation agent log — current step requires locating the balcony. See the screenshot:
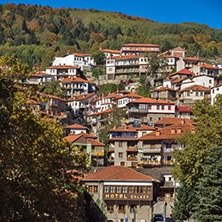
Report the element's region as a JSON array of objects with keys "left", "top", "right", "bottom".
[
  {"left": 128, "top": 108, "right": 149, "bottom": 113},
  {"left": 140, "top": 147, "right": 161, "bottom": 153},
  {"left": 127, "top": 146, "right": 138, "bottom": 151},
  {"left": 138, "top": 160, "right": 161, "bottom": 166},
  {"left": 162, "top": 160, "right": 174, "bottom": 166},
  {"left": 127, "top": 156, "right": 138, "bottom": 161},
  {"left": 91, "top": 152, "right": 104, "bottom": 156}
]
